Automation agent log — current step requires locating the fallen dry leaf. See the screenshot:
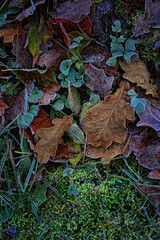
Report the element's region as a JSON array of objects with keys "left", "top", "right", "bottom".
[
  {"left": 136, "top": 99, "right": 160, "bottom": 137},
  {"left": 49, "top": 0, "right": 93, "bottom": 23},
  {"left": 120, "top": 58, "right": 158, "bottom": 98},
  {"left": 39, "top": 84, "right": 60, "bottom": 106},
  {"left": 51, "top": 143, "right": 77, "bottom": 161},
  {"left": 133, "top": 0, "right": 160, "bottom": 38},
  {"left": 86, "top": 135, "right": 131, "bottom": 164},
  {"left": 148, "top": 170, "right": 160, "bottom": 179},
  {"left": 129, "top": 132, "right": 160, "bottom": 170},
  {"left": 30, "top": 108, "right": 53, "bottom": 134},
  {"left": 84, "top": 63, "right": 114, "bottom": 99},
  {"left": 68, "top": 83, "right": 81, "bottom": 115},
  {"left": 0, "top": 98, "right": 8, "bottom": 116},
  {"left": 0, "top": 24, "right": 25, "bottom": 43},
  {"left": 35, "top": 115, "right": 73, "bottom": 163},
  {"left": 81, "top": 81, "right": 135, "bottom": 149}
]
